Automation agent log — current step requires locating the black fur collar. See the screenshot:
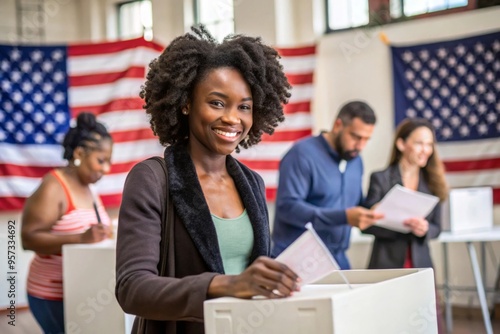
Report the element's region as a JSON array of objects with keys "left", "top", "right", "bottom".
[{"left": 164, "top": 142, "right": 270, "bottom": 274}]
